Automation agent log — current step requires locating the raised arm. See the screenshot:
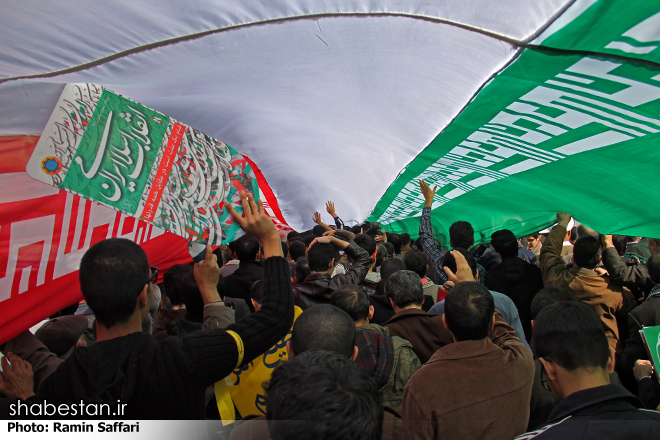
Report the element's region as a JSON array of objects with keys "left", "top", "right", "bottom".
[
  {"left": 418, "top": 179, "right": 446, "bottom": 285},
  {"left": 325, "top": 201, "right": 346, "bottom": 230},
  {"left": 539, "top": 212, "right": 571, "bottom": 287}
]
